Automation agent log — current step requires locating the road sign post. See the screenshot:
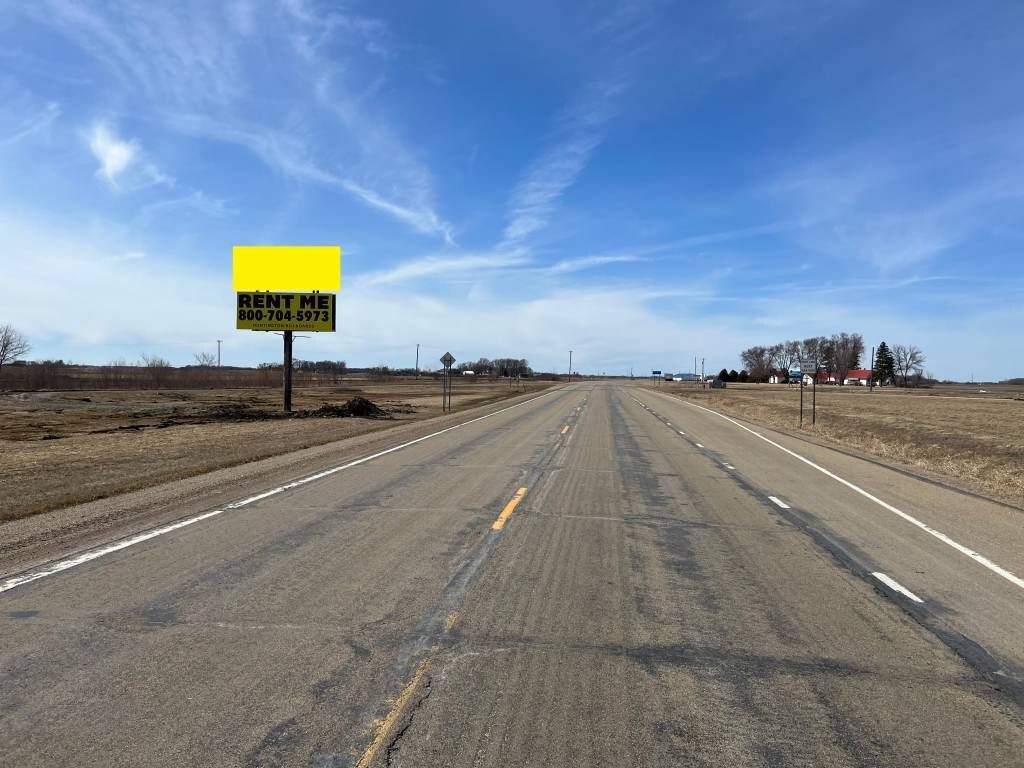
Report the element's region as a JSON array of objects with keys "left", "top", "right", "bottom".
[
  {"left": 800, "top": 366, "right": 804, "bottom": 427},
  {"left": 813, "top": 369, "right": 817, "bottom": 425},
  {"left": 799, "top": 359, "right": 820, "bottom": 428},
  {"left": 440, "top": 352, "right": 456, "bottom": 412}
]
